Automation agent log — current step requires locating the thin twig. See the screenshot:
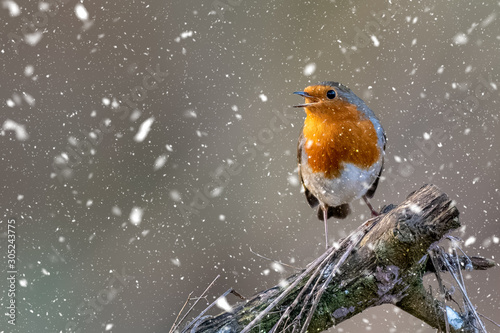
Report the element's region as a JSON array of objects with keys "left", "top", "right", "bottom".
[
  {"left": 442, "top": 249, "right": 487, "bottom": 333},
  {"left": 171, "top": 275, "right": 220, "bottom": 333},
  {"left": 269, "top": 246, "right": 334, "bottom": 332},
  {"left": 250, "top": 247, "right": 302, "bottom": 270},
  {"left": 291, "top": 262, "right": 328, "bottom": 332},
  {"left": 240, "top": 250, "right": 333, "bottom": 333},
  {"left": 445, "top": 235, "right": 462, "bottom": 243},
  {"left": 230, "top": 289, "right": 245, "bottom": 300},
  {"left": 190, "top": 316, "right": 212, "bottom": 333},
  {"left": 429, "top": 285, "right": 443, "bottom": 333},
  {"left": 428, "top": 249, "right": 450, "bottom": 333},
  {"left": 442, "top": 251, "right": 477, "bottom": 329},
  {"left": 183, "top": 288, "right": 235, "bottom": 333},
  {"left": 299, "top": 217, "right": 380, "bottom": 332},
  {"left": 300, "top": 226, "right": 370, "bottom": 333},
  {"left": 170, "top": 292, "right": 193, "bottom": 333},
  {"left": 452, "top": 250, "right": 467, "bottom": 297},
  {"left": 479, "top": 313, "right": 500, "bottom": 328},
  {"left": 272, "top": 248, "right": 334, "bottom": 333},
  {"left": 290, "top": 263, "right": 328, "bottom": 333},
  {"left": 271, "top": 217, "right": 379, "bottom": 333}
]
